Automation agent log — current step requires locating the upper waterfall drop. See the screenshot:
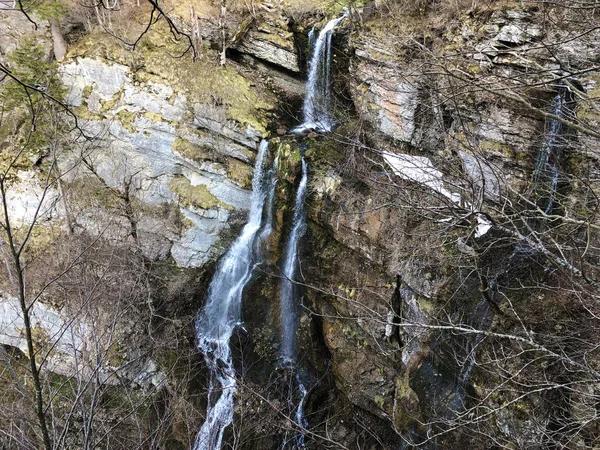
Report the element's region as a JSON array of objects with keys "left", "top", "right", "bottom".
[
  {"left": 294, "top": 10, "right": 348, "bottom": 133},
  {"left": 193, "top": 139, "right": 274, "bottom": 450}
]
